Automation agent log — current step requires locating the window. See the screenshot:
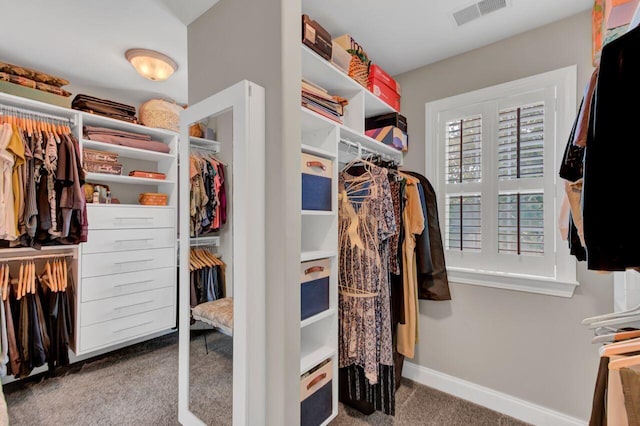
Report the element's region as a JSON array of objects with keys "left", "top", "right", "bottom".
[{"left": 425, "top": 66, "right": 578, "bottom": 297}]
